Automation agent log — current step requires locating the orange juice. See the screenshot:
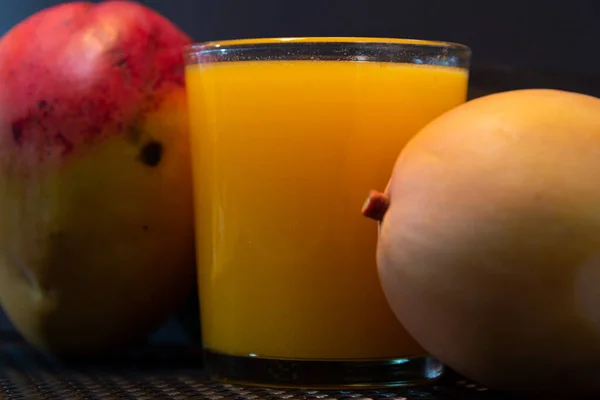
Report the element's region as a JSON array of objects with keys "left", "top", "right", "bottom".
[{"left": 186, "top": 60, "right": 468, "bottom": 360}]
